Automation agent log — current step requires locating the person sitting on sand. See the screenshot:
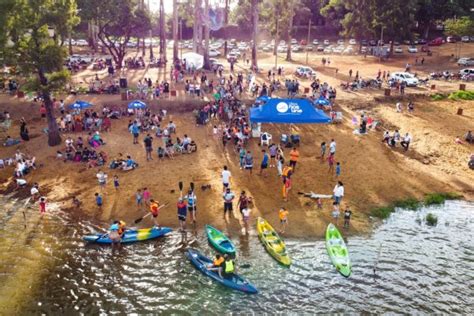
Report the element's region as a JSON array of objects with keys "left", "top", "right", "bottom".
[
  {"left": 469, "top": 154, "right": 474, "bottom": 169},
  {"left": 455, "top": 136, "right": 464, "bottom": 145},
  {"left": 3, "top": 136, "right": 20, "bottom": 147},
  {"left": 122, "top": 155, "right": 138, "bottom": 171}
]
